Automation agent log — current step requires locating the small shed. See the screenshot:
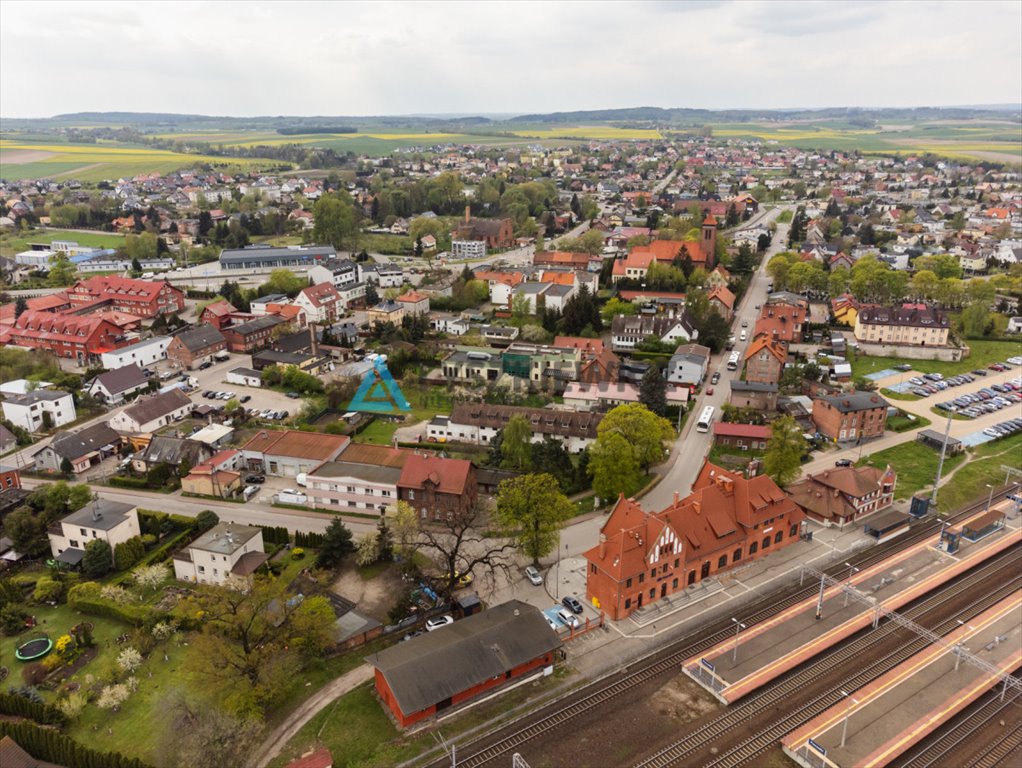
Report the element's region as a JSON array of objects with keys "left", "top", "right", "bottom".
[
  {"left": 916, "top": 429, "right": 964, "bottom": 455},
  {"left": 863, "top": 509, "right": 910, "bottom": 544}
]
